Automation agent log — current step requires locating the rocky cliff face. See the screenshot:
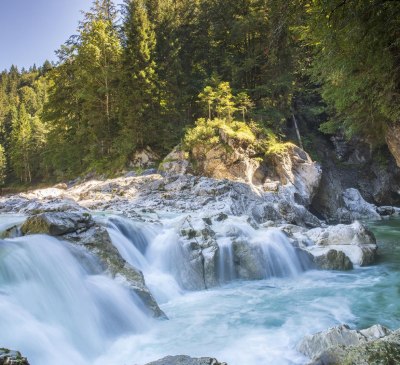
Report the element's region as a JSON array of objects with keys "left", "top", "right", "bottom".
[
  {"left": 386, "top": 123, "right": 400, "bottom": 167},
  {"left": 163, "top": 133, "right": 322, "bottom": 210},
  {"left": 311, "top": 133, "right": 400, "bottom": 222}
]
